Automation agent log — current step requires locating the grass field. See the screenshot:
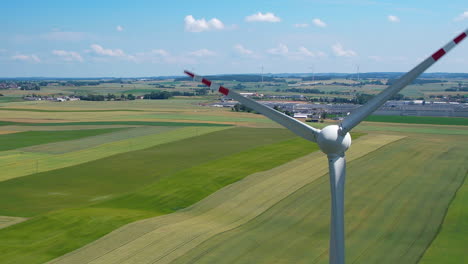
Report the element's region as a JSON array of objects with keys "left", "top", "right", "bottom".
[
  {"left": 419, "top": 172, "right": 468, "bottom": 264},
  {"left": 170, "top": 135, "right": 467, "bottom": 264},
  {"left": 0, "top": 216, "right": 27, "bottom": 230},
  {"left": 0, "top": 127, "right": 297, "bottom": 216},
  {"left": 0, "top": 126, "right": 227, "bottom": 182},
  {"left": 0, "top": 98, "right": 466, "bottom": 264},
  {"left": 21, "top": 127, "right": 175, "bottom": 154},
  {"left": 0, "top": 121, "right": 231, "bottom": 127},
  {"left": 0, "top": 128, "right": 320, "bottom": 264},
  {"left": 47, "top": 134, "right": 402, "bottom": 264},
  {"left": 365, "top": 115, "right": 468, "bottom": 126},
  {"left": 0, "top": 128, "right": 124, "bottom": 151},
  {"left": 0, "top": 108, "right": 144, "bottom": 112}
]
